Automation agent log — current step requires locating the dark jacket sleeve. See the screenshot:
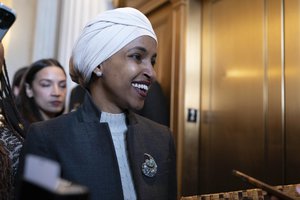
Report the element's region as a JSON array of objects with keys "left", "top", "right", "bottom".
[
  {"left": 168, "top": 132, "right": 177, "bottom": 200},
  {"left": 15, "top": 123, "right": 52, "bottom": 199}
]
